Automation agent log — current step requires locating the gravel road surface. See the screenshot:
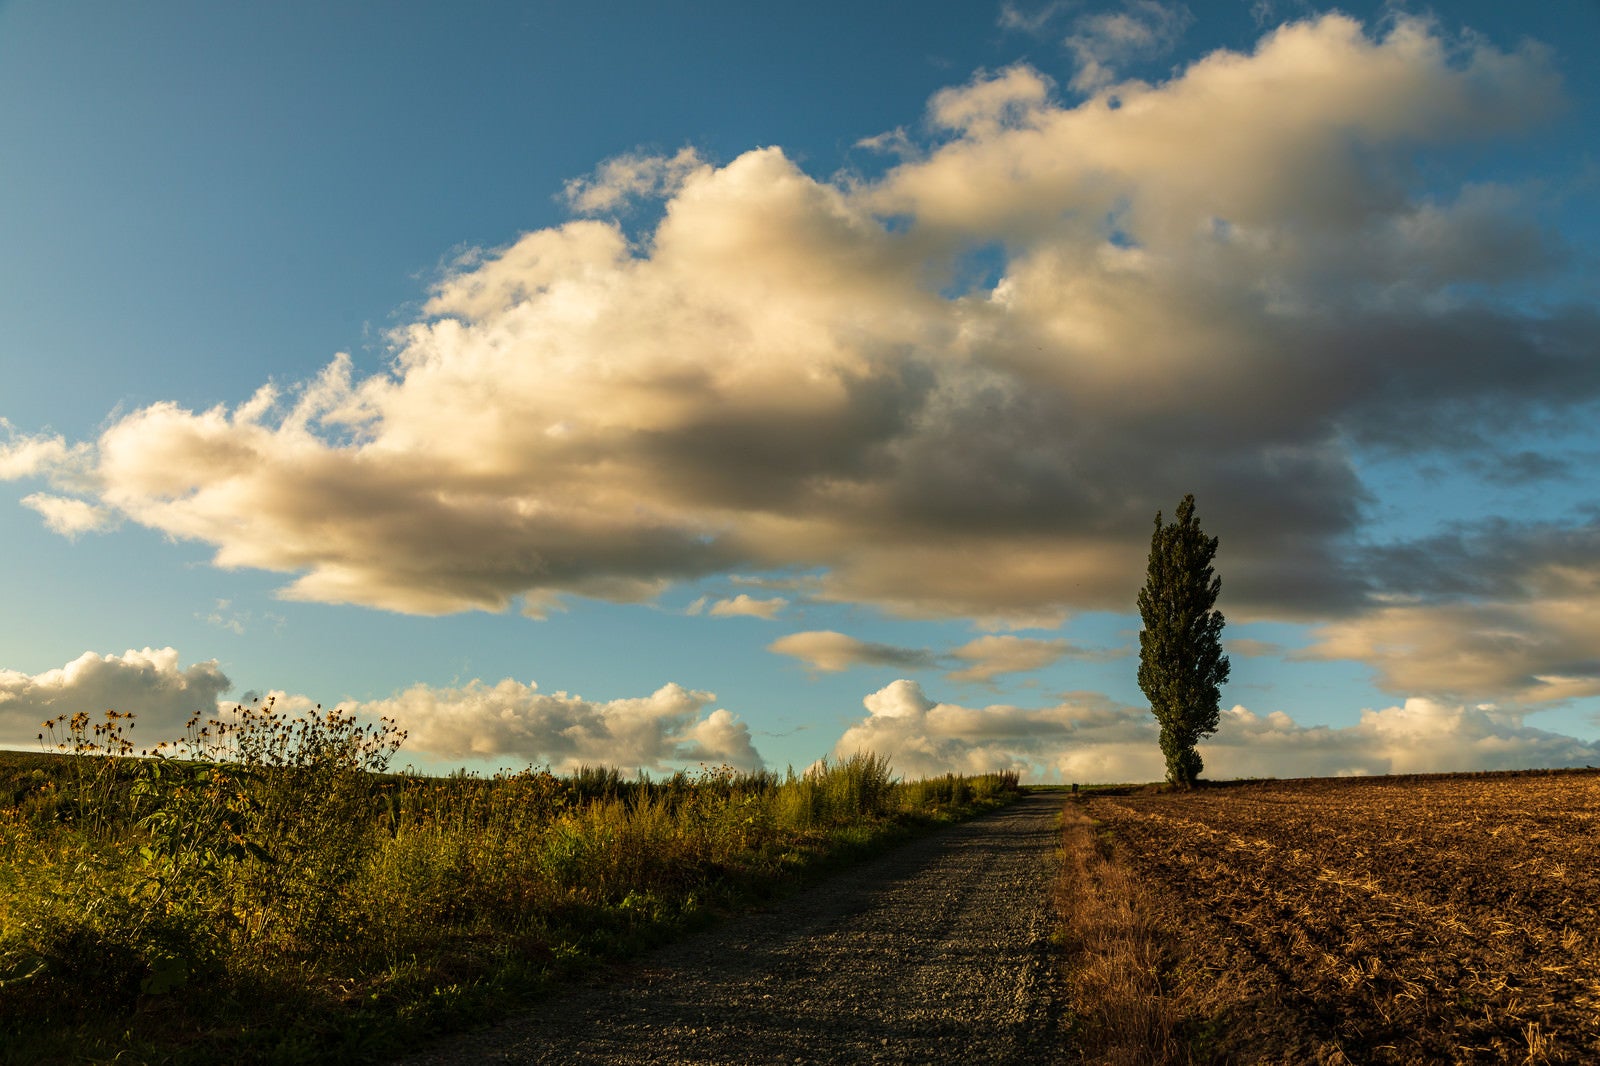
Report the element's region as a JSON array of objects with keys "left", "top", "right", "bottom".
[{"left": 395, "top": 793, "right": 1071, "bottom": 1065}]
